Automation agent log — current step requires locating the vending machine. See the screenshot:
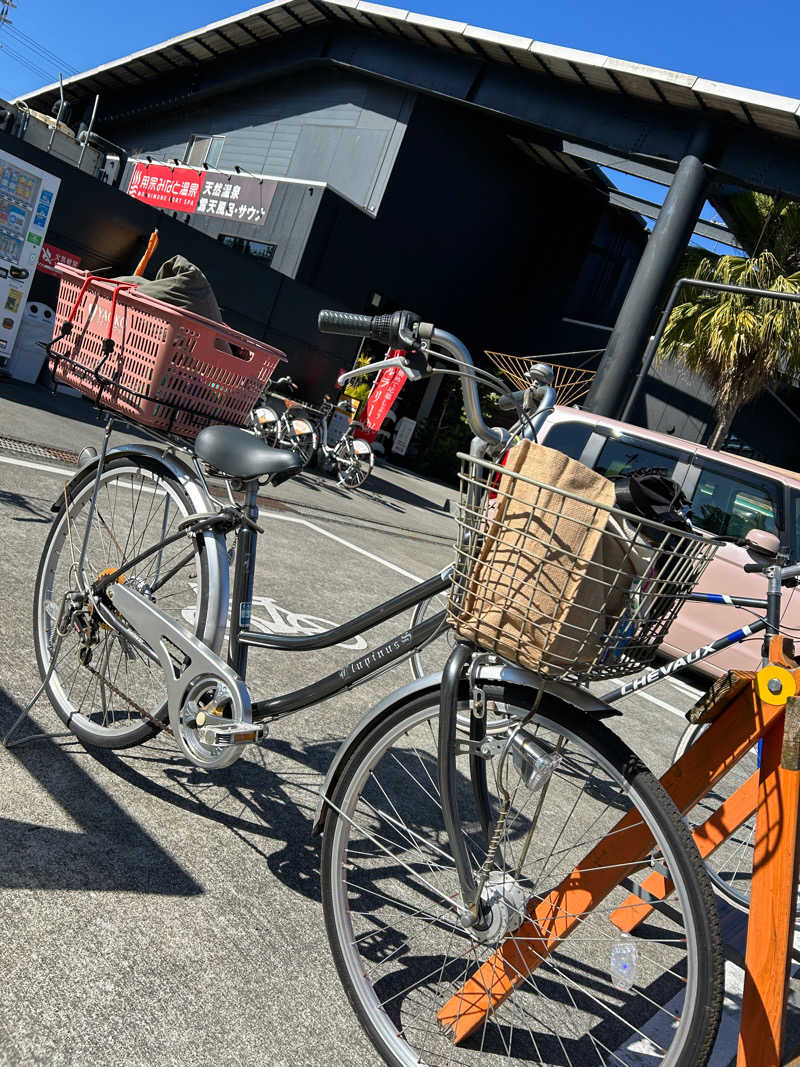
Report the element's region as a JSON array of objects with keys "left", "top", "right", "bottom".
[{"left": 0, "top": 147, "right": 61, "bottom": 367}]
